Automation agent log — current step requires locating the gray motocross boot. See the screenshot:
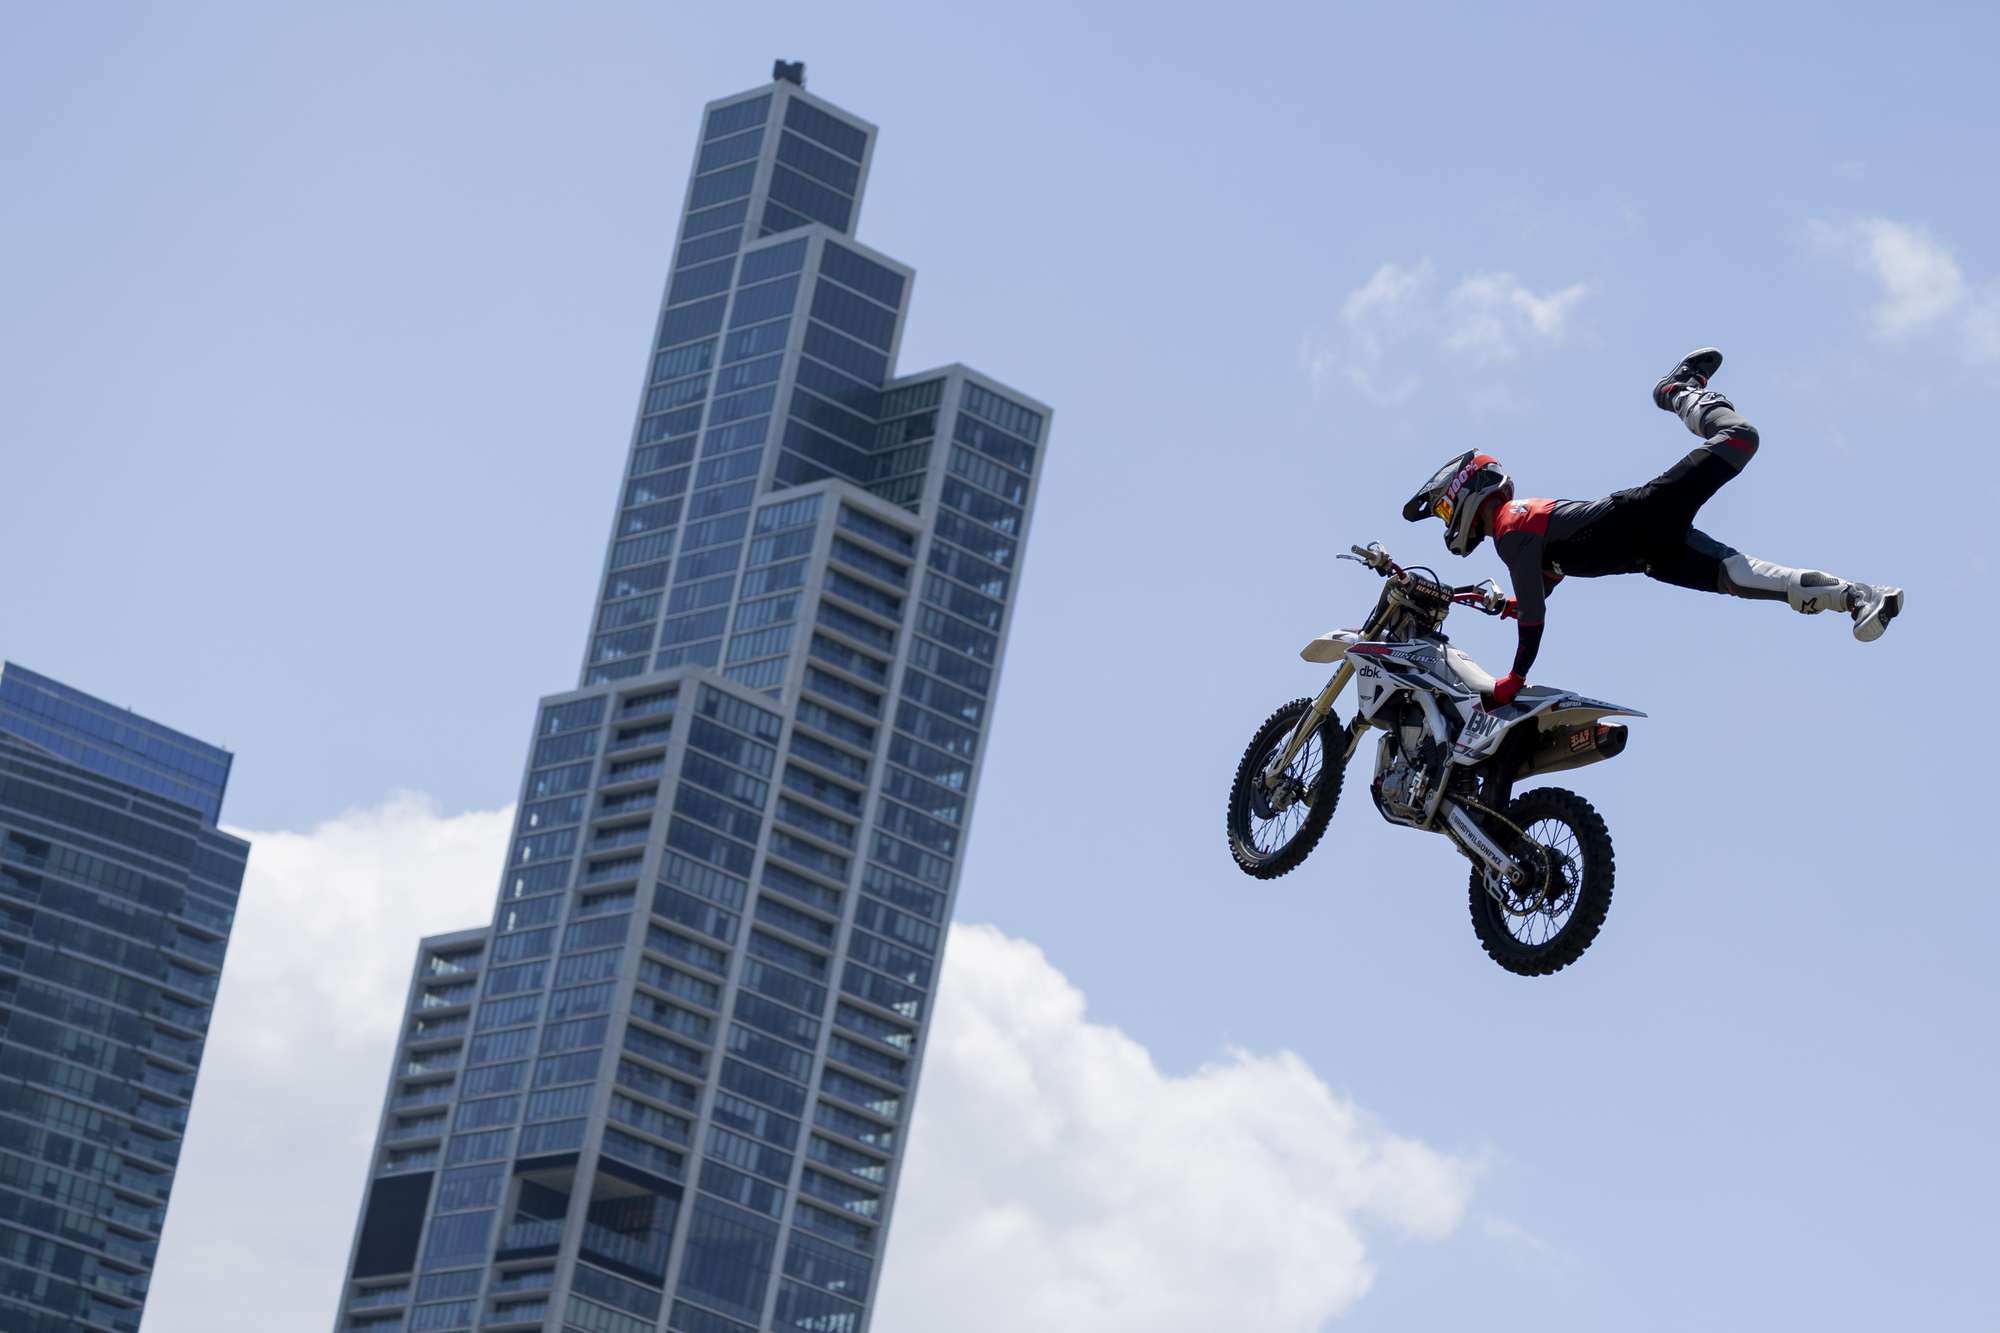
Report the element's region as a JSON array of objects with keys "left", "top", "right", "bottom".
[
  {"left": 1847, "top": 582, "right": 1905, "bottom": 642},
  {"left": 1652, "top": 347, "right": 1725, "bottom": 412}
]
